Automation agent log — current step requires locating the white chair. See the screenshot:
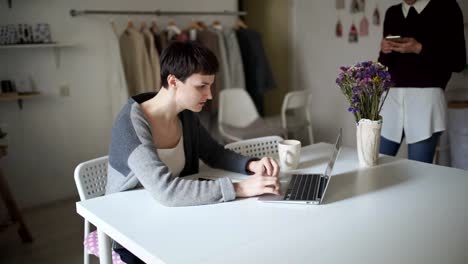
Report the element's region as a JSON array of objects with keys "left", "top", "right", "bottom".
[
  {"left": 74, "top": 156, "right": 125, "bottom": 264},
  {"left": 281, "top": 91, "right": 314, "bottom": 144},
  {"left": 218, "top": 88, "right": 286, "bottom": 143},
  {"left": 225, "top": 136, "right": 283, "bottom": 157}
]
